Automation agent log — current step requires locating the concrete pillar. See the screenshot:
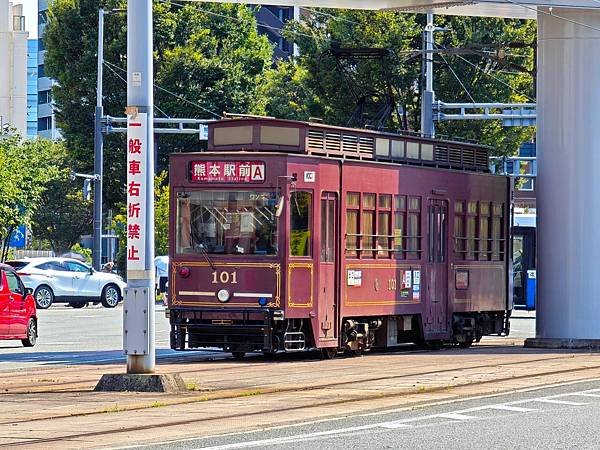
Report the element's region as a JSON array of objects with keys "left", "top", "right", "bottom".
[
  {"left": 125, "top": 0, "right": 155, "bottom": 373},
  {"left": 528, "top": 8, "right": 600, "bottom": 347}
]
